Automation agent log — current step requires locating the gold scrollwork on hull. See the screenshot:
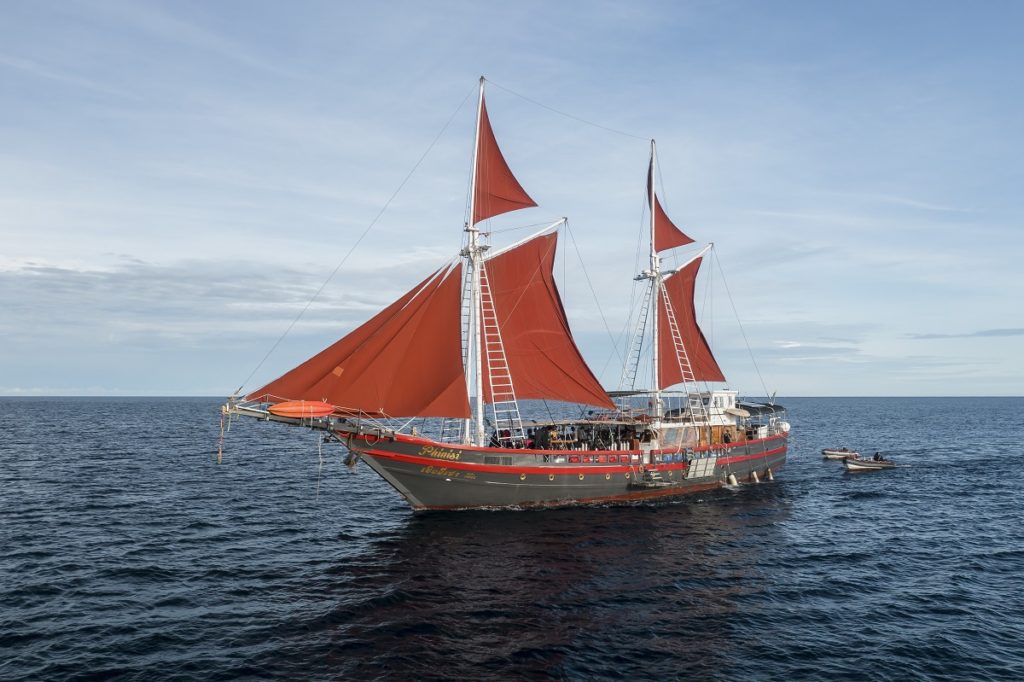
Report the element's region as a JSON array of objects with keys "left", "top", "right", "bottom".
[{"left": 420, "top": 465, "right": 459, "bottom": 478}]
